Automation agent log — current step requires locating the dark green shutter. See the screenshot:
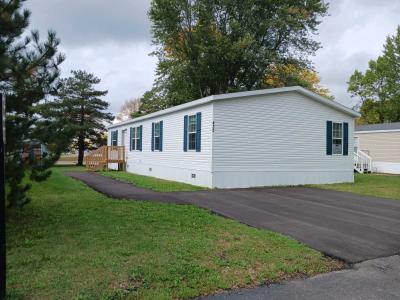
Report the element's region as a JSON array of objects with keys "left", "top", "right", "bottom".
[
  {"left": 343, "top": 122, "right": 349, "bottom": 156},
  {"left": 130, "top": 128, "right": 133, "bottom": 151},
  {"left": 159, "top": 121, "right": 163, "bottom": 152},
  {"left": 183, "top": 115, "right": 188, "bottom": 152},
  {"left": 139, "top": 125, "right": 143, "bottom": 151},
  {"left": 196, "top": 112, "right": 201, "bottom": 152},
  {"left": 151, "top": 123, "right": 154, "bottom": 152},
  {"left": 326, "top": 121, "right": 332, "bottom": 155}
]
